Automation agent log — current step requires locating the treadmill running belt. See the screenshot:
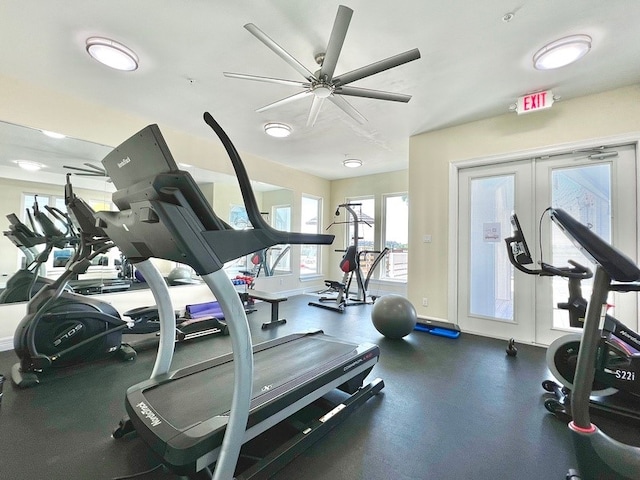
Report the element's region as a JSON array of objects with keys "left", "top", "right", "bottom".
[{"left": 144, "top": 335, "right": 357, "bottom": 430}]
